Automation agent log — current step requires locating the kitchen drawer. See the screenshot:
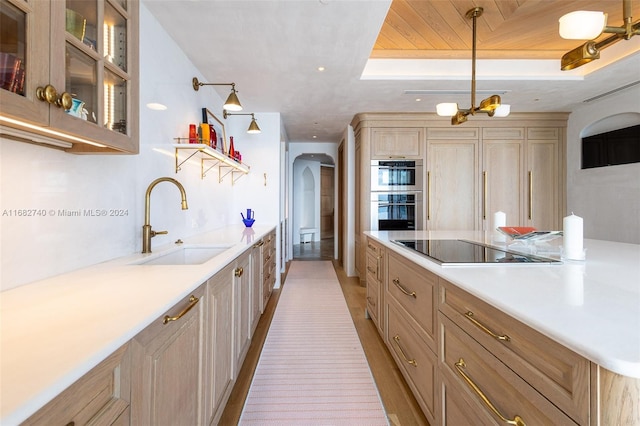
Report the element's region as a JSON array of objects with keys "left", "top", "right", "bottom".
[
  {"left": 23, "top": 343, "right": 131, "bottom": 426},
  {"left": 387, "top": 250, "right": 437, "bottom": 350},
  {"left": 387, "top": 300, "right": 437, "bottom": 424},
  {"left": 366, "top": 274, "right": 380, "bottom": 326},
  {"left": 366, "top": 251, "right": 381, "bottom": 281},
  {"left": 366, "top": 238, "right": 384, "bottom": 258},
  {"left": 439, "top": 279, "right": 589, "bottom": 424},
  {"left": 439, "top": 313, "right": 578, "bottom": 425}
]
